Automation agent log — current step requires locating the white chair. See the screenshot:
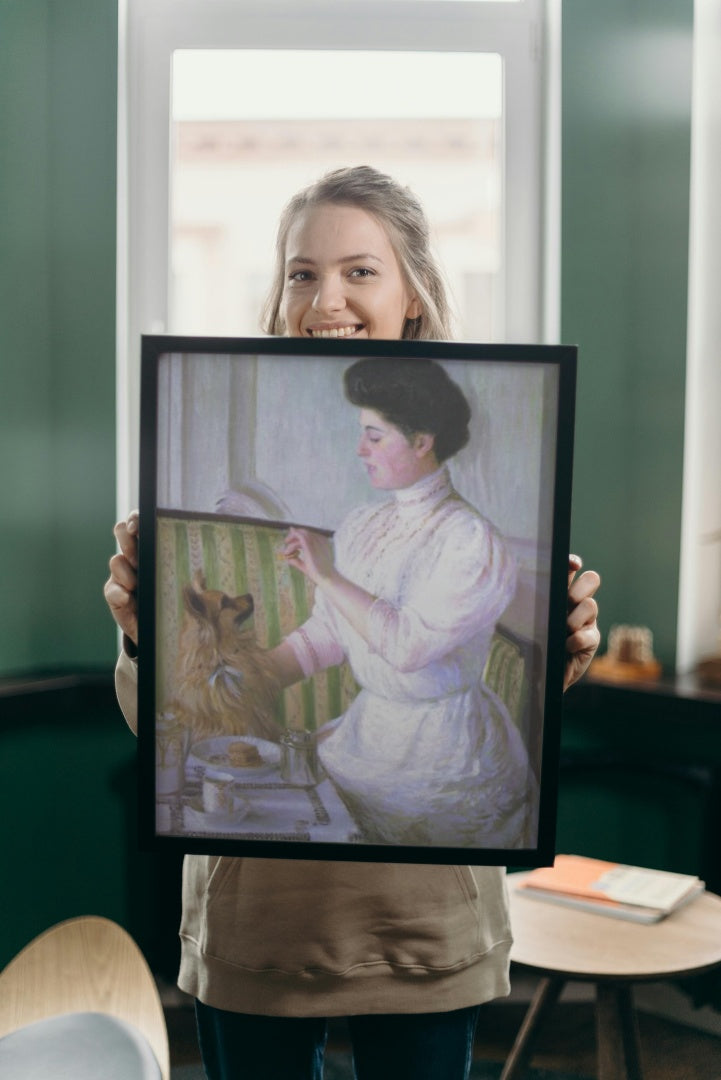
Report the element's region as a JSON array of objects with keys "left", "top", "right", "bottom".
[{"left": 0, "top": 915, "right": 170, "bottom": 1079}]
